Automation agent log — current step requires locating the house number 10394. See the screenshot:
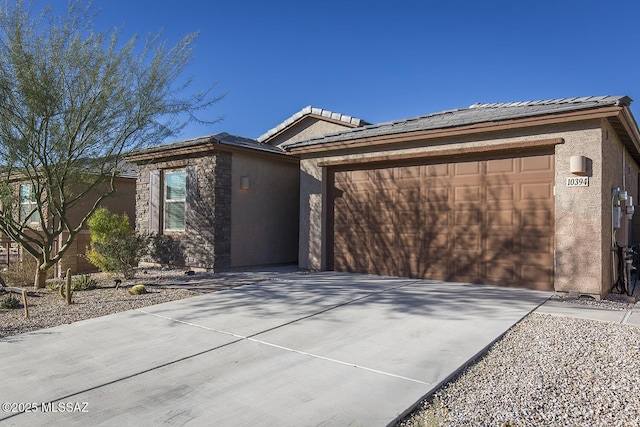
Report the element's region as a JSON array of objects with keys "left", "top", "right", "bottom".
[{"left": 566, "top": 177, "right": 589, "bottom": 187}]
